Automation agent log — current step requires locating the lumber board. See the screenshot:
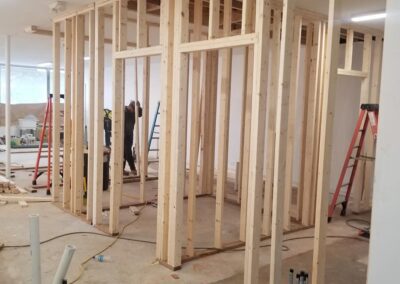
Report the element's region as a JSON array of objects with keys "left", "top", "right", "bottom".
[
  {"left": 215, "top": 0, "right": 232, "bottom": 249},
  {"left": 297, "top": 23, "right": 313, "bottom": 222},
  {"left": 156, "top": 0, "right": 175, "bottom": 262},
  {"left": 93, "top": 6, "right": 105, "bottom": 226},
  {"left": 87, "top": 9, "right": 95, "bottom": 222},
  {"left": 0, "top": 195, "right": 52, "bottom": 202},
  {"left": 70, "top": 17, "right": 76, "bottom": 213},
  {"left": 284, "top": 15, "right": 302, "bottom": 230},
  {"left": 239, "top": 46, "right": 254, "bottom": 242},
  {"left": 243, "top": 0, "right": 271, "bottom": 282},
  {"left": 186, "top": 0, "right": 203, "bottom": 257},
  {"left": 269, "top": 1, "right": 295, "bottom": 282},
  {"left": 262, "top": 9, "right": 281, "bottom": 236},
  {"left": 167, "top": 0, "right": 190, "bottom": 268},
  {"left": 301, "top": 22, "right": 321, "bottom": 226},
  {"left": 52, "top": 21, "right": 61, "bottom": 202},
  {"left": 344, "top": 29, "right": 354, "bottom": 70},
  {"left": 238, "top": 0, "right": 254, "bottom": 242},
  {"left": 137, "top": 0, "right": 150, "bottom": 203},
  {"left": 72, "top": 14, "right": 85, "bottom": 214},
  {"left": 312, "top": 0, "right": 341, "bottom": 282},
  {"left": 109, "top": 0, "right": 127, "bottom": 235},
  {"left": 62, "top": 18, "right": 72, "bottom": 209}
]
